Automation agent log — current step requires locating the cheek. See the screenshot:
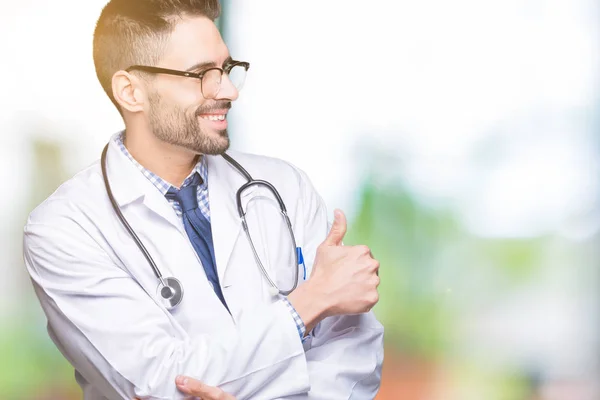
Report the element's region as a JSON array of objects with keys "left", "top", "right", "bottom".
[
  {"left": 156, "top": 81, "right": 206, "bottom": 113},
  {"left": 185, "top": 93, "right": 209, "bottom": 117},
  {"left": 179, "top": 85, "right": 205, "bottom": 105}
]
